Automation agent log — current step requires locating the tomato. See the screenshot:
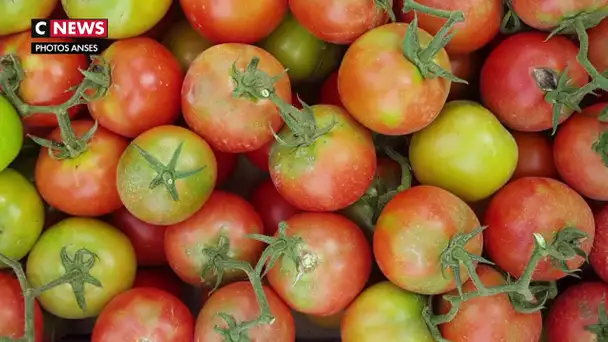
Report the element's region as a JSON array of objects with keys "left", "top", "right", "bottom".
[
  {"left": 269, "top": 105, "right": 376, "bottom": 211},
  {"left": 338, "top": 23, "right": 451, "bottom": 135},
  {"left": 250, "top": 179, "right": 301, "bottom": 236},
  {"left": 267, "top": 212, "right": 371, "bottom": 315},
  {"left": 589, "top": 19, "right": 608, "bottom": 74},
  {"left": 133, "top": 267, "right": 184, "bottom": 299},
  {"left": 180, "top": 0, "right": 287, "bottom": 44},
  {"left": 484, "top": 177, "right": 595, "bottom": 281},
  {"left": 590, "top": 205, "right": 608, "bottom": 282},
  {"left": 117, "top": 125, "right": 217, "bottom": 226},
  {"left": 110, "top": 207, "right": 167, "bottom": 266},
  {"left": 512, "top": 0, "right": 608, "bottom": 31},
  {"left": 0, "top": 272, "right": 44, "bottom": 342},
  {"left": 511, "top": 131, "right": 558, "bottom": 180},
  {"left": 447, "top": 53, "right": 480, "bottom": 101},
  {"left": 409, "top": 101, "right": 518, "bottom": 202},
  {"left": 244, "top": 141, "right": 272, "bottom": 172},
  {"left": 554, "top": 103, "right": 608, "bottom": 201},
  {"left": 61, "top": 0, "right": 173, "bottom": 39},
  {"left": 26, "top": 217, "right": 137, "bottom": 319},
  {"left": 341, "top": 281, "right": 433, "bottom": 342},
  {"left": 306, "top": 311, "right": 344, "bottom": 330},
  {"left": 0, "top": 33, "right": 88, "bottom": 127},
  {"left": 0, "top": 0, "right": 57, "bottom": 36},
  {"left": 319, "top": 71, "right": 343, "bottom": 107},
  {"left": 165, "top": 191, "right": 264, "bottom": 286},
  {"left": 182, "top": 44, "right": 291, "bottom": 153},
  {"left": 161, "top": 19, "right": 214, "bottom": 72},
  {"left": 92, "top": 287, "right": 193, "bottom": 342},
  {"left": 195, "top": 281, "right": 295, "bottom": 342},
  {"left": 88, "top": 37, "right": 183, "bottom": 138},
  {"left": 0, "top": 96, "right": 22, "bottom": 171},
  {"left": 546, "top": 282, "right": 608, "bottom": 342},
  {"left": 142, "top": 1, "right": 181, "bottom": 40},
  {"left": 212, "top": 148, "right": 238, "bottom": 186},
  {"left": 480, "top": 32, "right": 588, "bottom": 132}
]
